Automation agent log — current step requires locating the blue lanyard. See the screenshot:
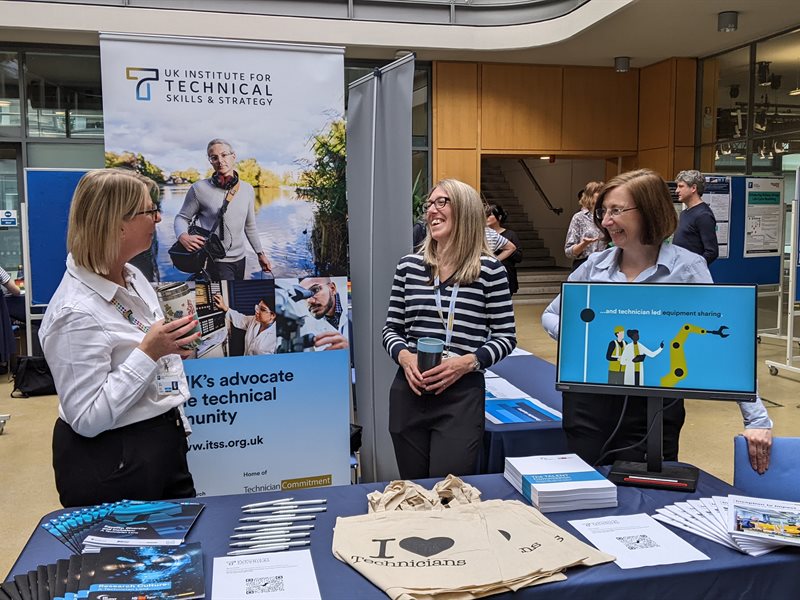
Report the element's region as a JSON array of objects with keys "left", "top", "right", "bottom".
[{"left": 433, "top": 276, "right": 459, "bottom": 354}]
